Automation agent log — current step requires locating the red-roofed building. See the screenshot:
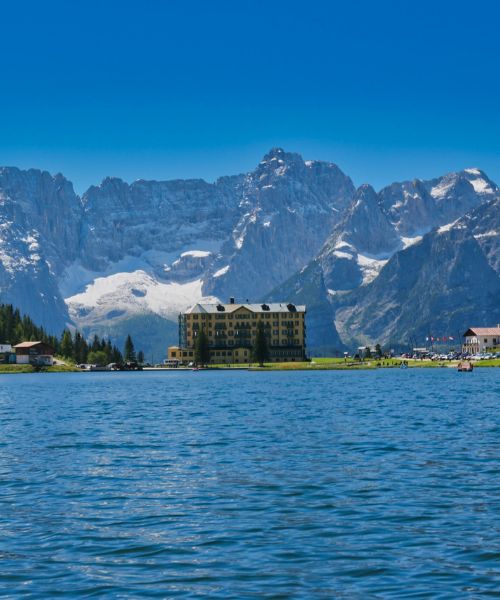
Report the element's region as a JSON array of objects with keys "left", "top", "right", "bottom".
[
  {"left": 462, "top": 327, "right": 500, "bottom": 354},
  {"left": 13, "top": 341, "right": 55, "bottom": 366}
]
